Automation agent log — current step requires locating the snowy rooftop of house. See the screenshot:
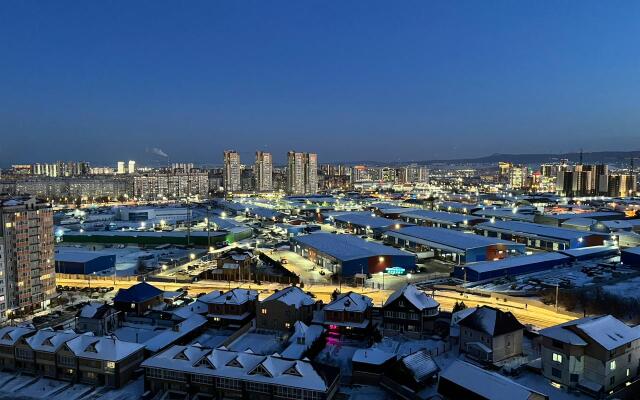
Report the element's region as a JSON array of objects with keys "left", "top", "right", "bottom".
[
  {"left": 576, "top": 315, "right": 640, "bottom": 351},
  {"left": 78, "top": 302, "right": 112, "bottom": 319},
  {"left": 66, "top": 333, "right": 144, "bottom": 362},
  {"left": 352, "top": 347, "right": 395, "bottom": 366},
  {"left": 141, "top": 345, "right": 336, "bottom": 392},
  {"left": 464, "top": 252, "right": 570, "bottom": 274},
  {"left": 476, "top": 220, "right": 598, "bottom": 241},
  {"left": 281, "top": 322, "right": 325, "bottom": 360},
  {"left": 457, "top": 306, "right": 523, "bottom": 336},
  {"left": 196, "top": 290, "right": 224, "bottom": 303},
  {"left": 384, "top": 284, "right": 439, "bottom": 310},
  {"left": 401, "top": 350, "right": 438, "bottom": 383},
  {"left": 539, "top": 317, "right": 592, "bottom": 346},
  {"left": 26, "top": 329, "right": 79, "bottom": 352},
  {"left": 261, "top": 286, "right": 316, "bottom": 308},
  {"left": 323, "top": 292, "right": 373, "bottom": 312},
  {"left": 385, "top": 226, "right": 521, "bottom": 252},
  {"left": 206, "top": 288, "right": 258, "bottom": 306},
  {"left": 0, "top": 326, "right": 35, "bottom": 346},
  {"left": 144, "top": 314, "right": 208, "bottom": 353},
  {"left": 292, "top": 233, "right": 414, "bottom": 262},
  {"left": 172, "top": 300, "right": 209, "bottom": 320},
  {"left": 439, "top": 360, "right": 547, "bottom": 400},
  {"left": 400, "top": 209, "right": 485, "bottom": 225}
]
